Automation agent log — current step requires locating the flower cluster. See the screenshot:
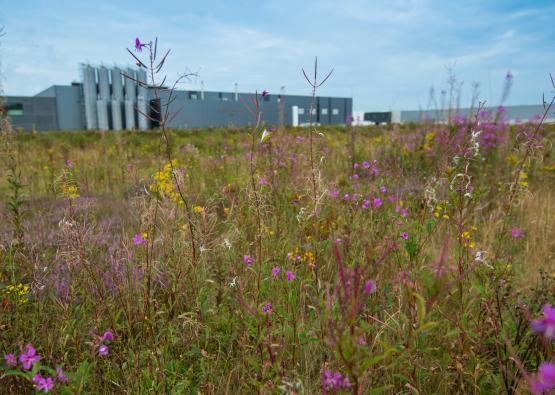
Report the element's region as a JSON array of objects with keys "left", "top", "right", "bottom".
[
  {"left": 96, "top": 331, "right": 114, "bottom": 356},
  {"left": 149, "top": 160, "right": 183, "bottom": 204},
  {"left": 133, "top": 232, "right": 148, "bottom": 246},
  {"left": 531, "top": 304, "right": 555, "bottom": 341},
  {"left": 322, "top": 370, "right": 350, "bottom": 392},
  {"left": 287, "top": 247, "right": 315, "bottom": 266},
  {"left": 3, "top": 283, "right": 30, "bottom": 305}
]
